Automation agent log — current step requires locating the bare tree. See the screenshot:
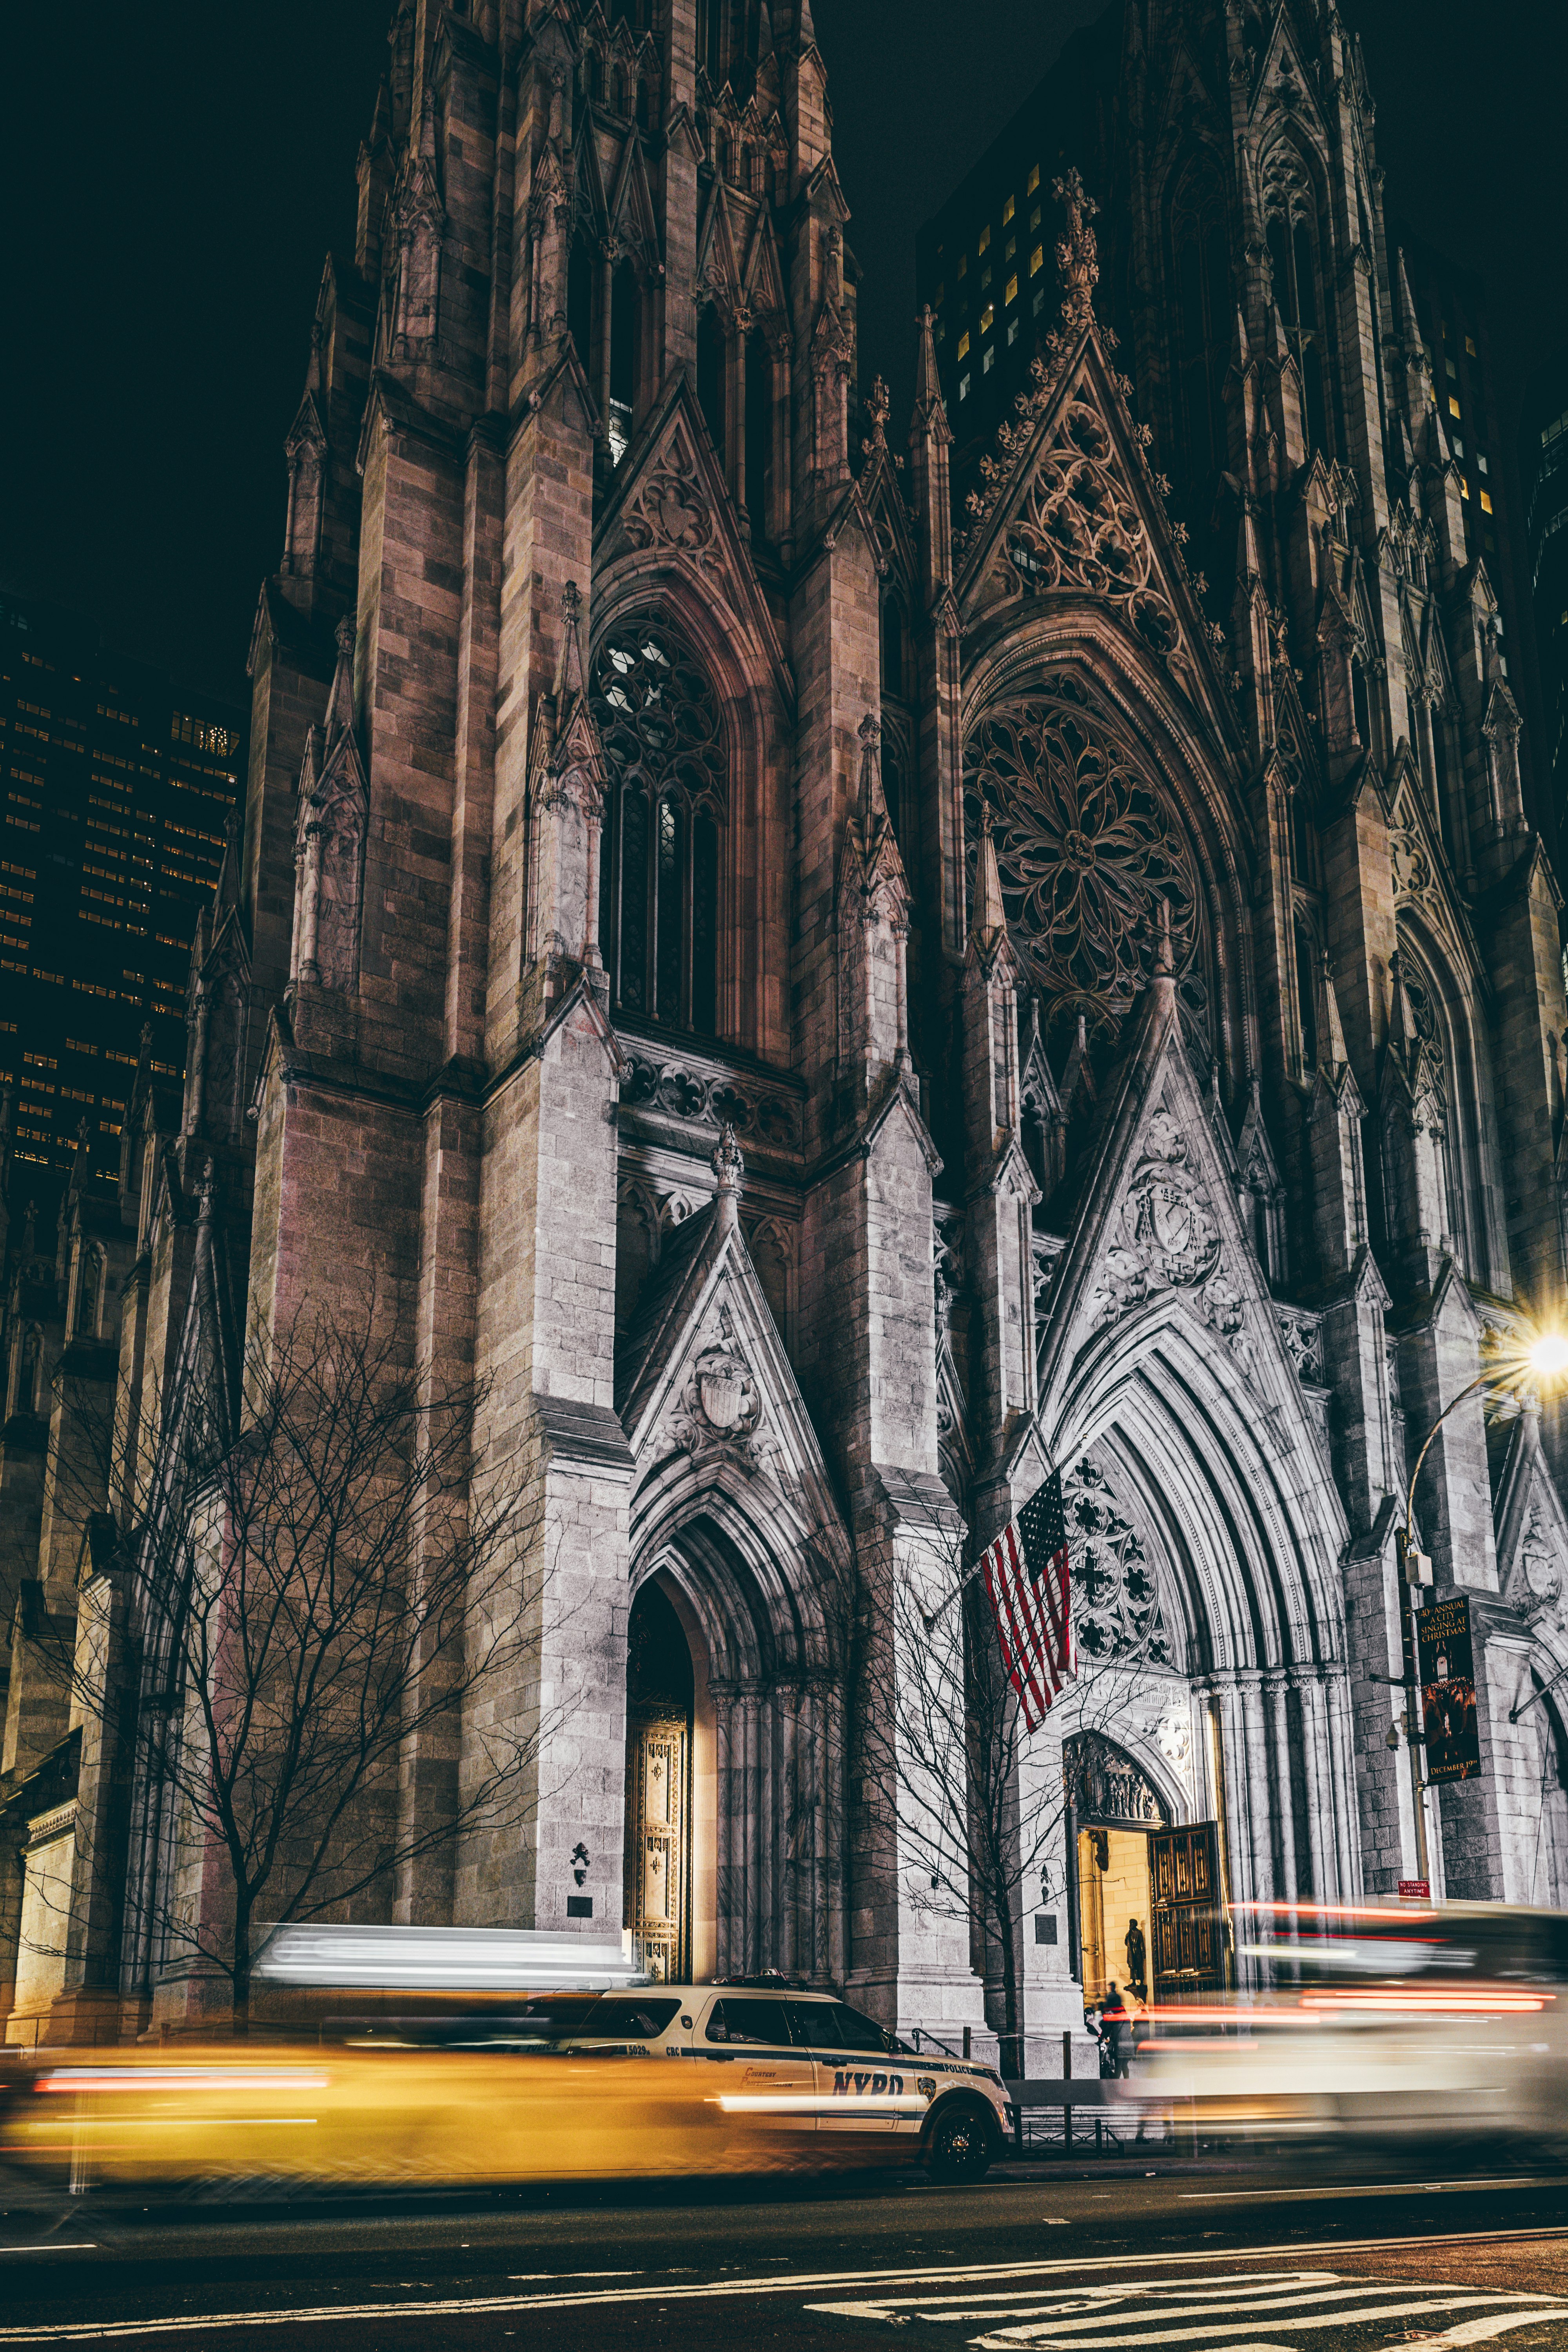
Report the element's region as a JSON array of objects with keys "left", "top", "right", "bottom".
[
  {"left": 858, "top": 1505, "right": 1147, "bottom": 2079},
  {"left": 38, "top": 1297, "right": 568, "bottom": 2035}
]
